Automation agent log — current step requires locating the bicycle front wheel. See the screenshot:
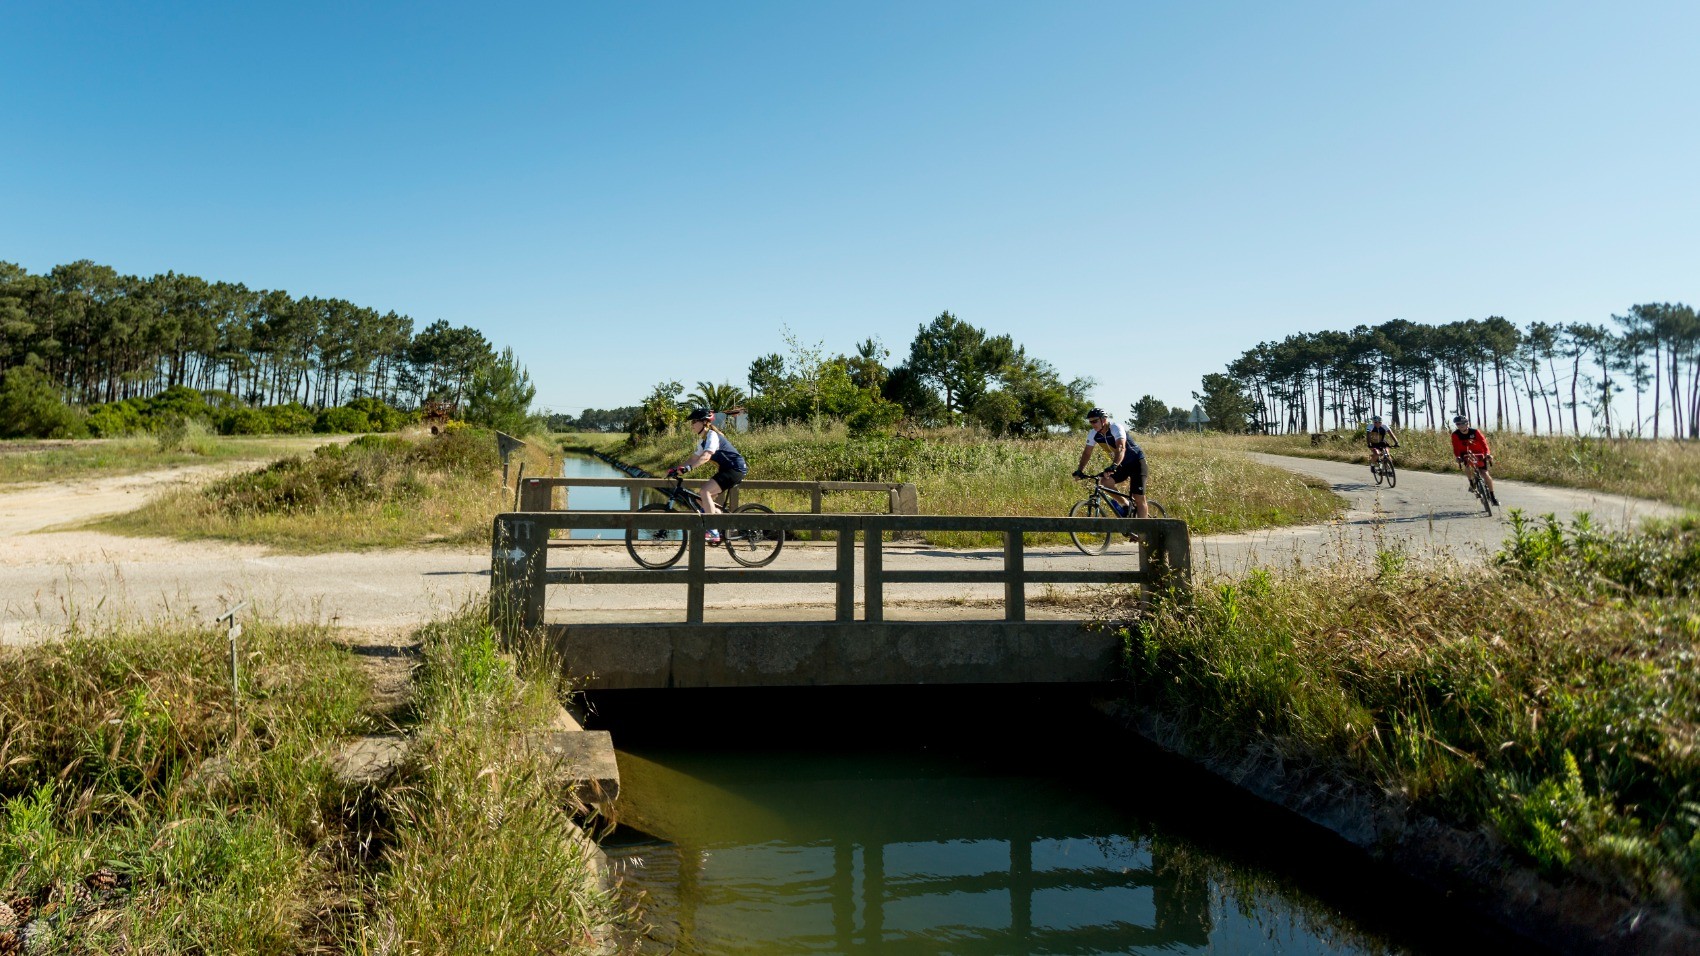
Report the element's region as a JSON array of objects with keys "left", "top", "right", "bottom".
[
  {"left": 1371, "top": 461, "right": 1384, "bottom": 486},
  {"left": 725, "top": 503, "right": 783, "bottom": 568},
  {"left": 1479, "top": 481, "right": 1494, "bottom": 516},
  {"left": 1384, "top": 461, "right": 1397, "bottom": 489},
  {"left": 626, "top": 503, "right": 687, "bottom": 569},
  {"left": 1069, "top": 499, "right": 1114, "bottom": 555}
]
